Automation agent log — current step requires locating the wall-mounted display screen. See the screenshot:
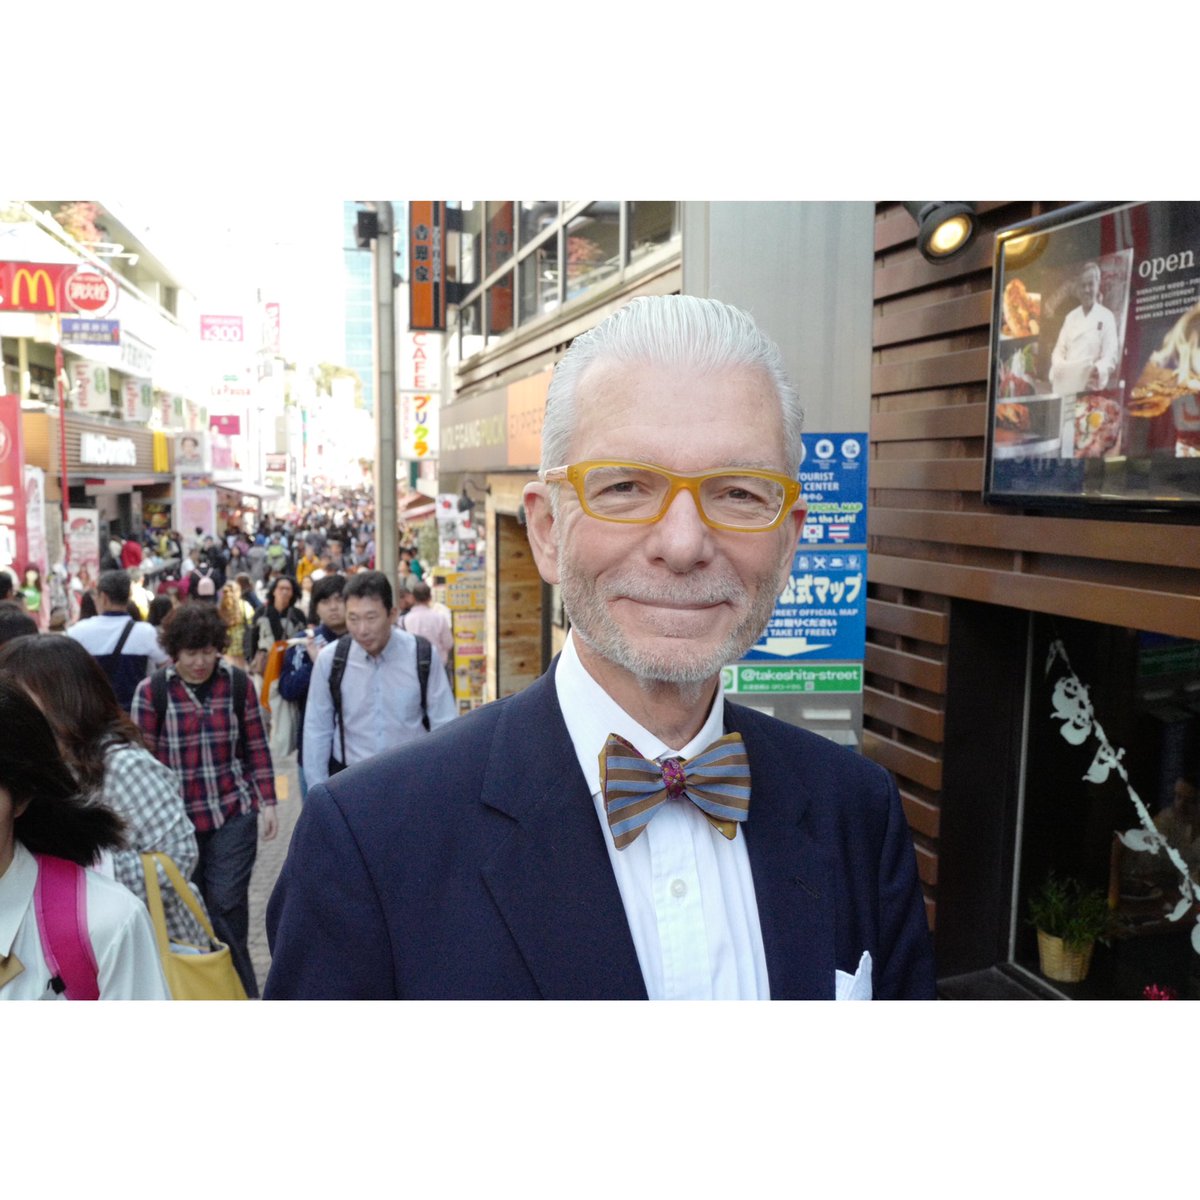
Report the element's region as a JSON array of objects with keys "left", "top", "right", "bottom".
[{"left": 985, "top": 201, "right": 1200, "bottom": 513}]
